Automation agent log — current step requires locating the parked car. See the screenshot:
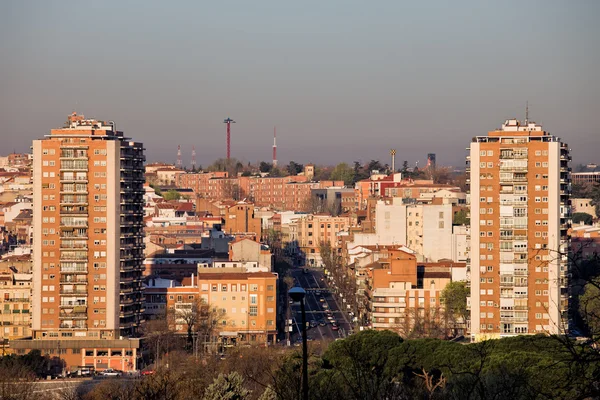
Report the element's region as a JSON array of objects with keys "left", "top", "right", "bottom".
[
  {"left": 100, "top": 369, "right": 122, "bottom": 377},
  {"left": 310, "top": 320, "right": 318, "bottom": 328},
  {"left": 141, "top": 369, "right": 155, "bottom": 376}
]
